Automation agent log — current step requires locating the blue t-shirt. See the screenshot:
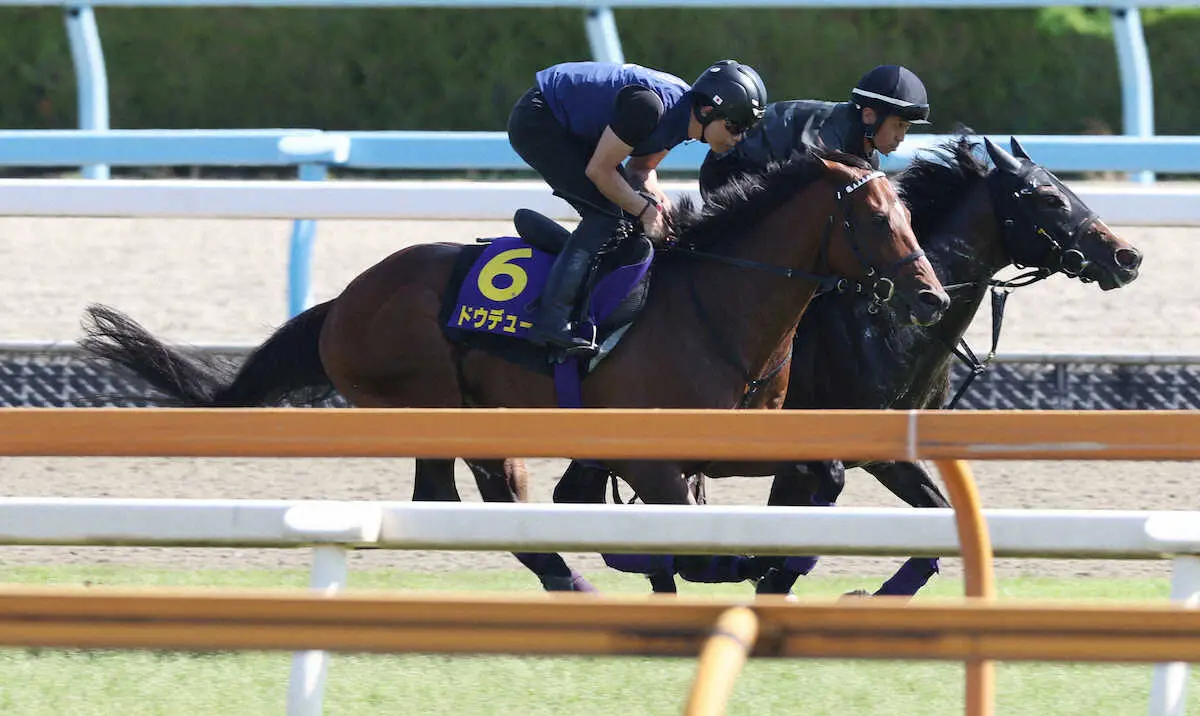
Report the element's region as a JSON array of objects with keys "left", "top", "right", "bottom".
[{"left": 535, "top": 62, "right": 693, "bottom": 156}]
